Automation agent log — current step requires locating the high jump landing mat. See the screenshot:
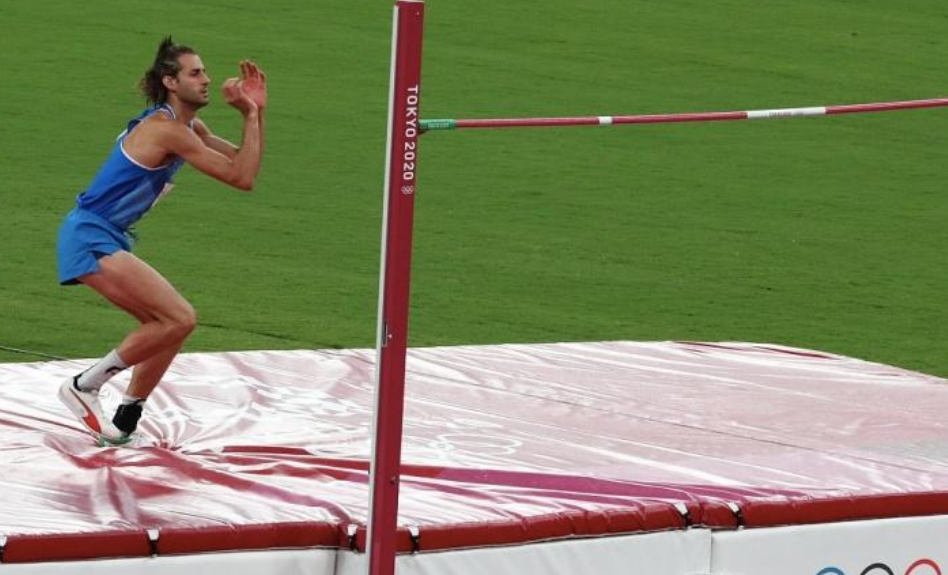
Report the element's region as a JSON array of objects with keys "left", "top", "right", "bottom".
[{"left": 1, "top": 341, "right": 947, "bottom": 574}]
